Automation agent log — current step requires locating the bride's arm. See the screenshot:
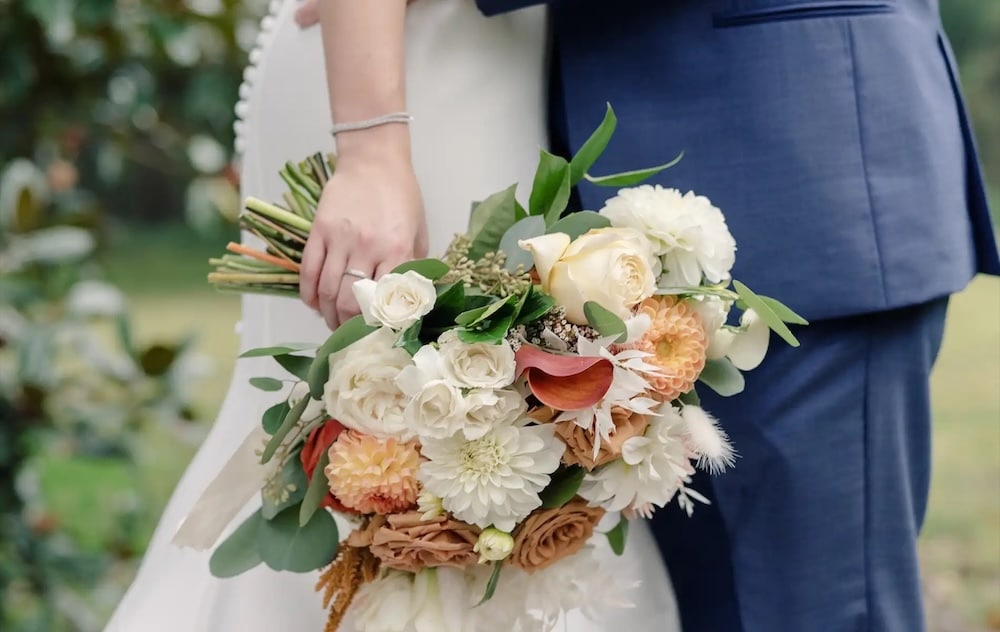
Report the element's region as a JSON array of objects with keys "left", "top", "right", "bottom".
[{"left": 299, "top": 0, "right": 428, "bottom": 330}]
